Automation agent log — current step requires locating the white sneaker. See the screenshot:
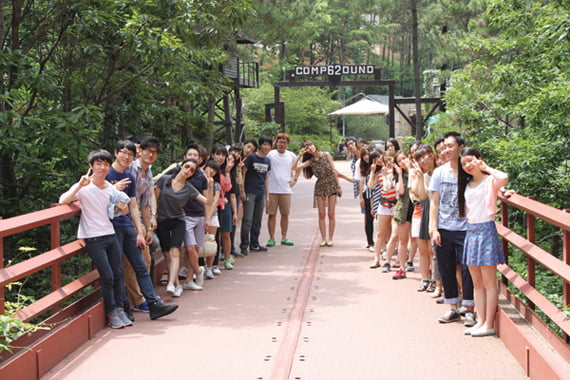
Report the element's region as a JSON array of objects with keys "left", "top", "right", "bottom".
[
  {"left": 205, "top": 268, "right": 214, "bottom": 279},
  {"left": 223, "top": 260, "right": 233, "bottom": 270},
  {"left": 183, "top": 280, "right": 203, "bottom": 291},
  {"left": 166, "top": 283, "right": 175, "bottom": 295},
  {"left": 173, "top": 285, "right": 183, "bottom": 297},
  {"left": 212, "top": 266, "right": 222, "bottom": 275},
  {"left": 195, "top": 266, "right": 205, "bottom": 287}
]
